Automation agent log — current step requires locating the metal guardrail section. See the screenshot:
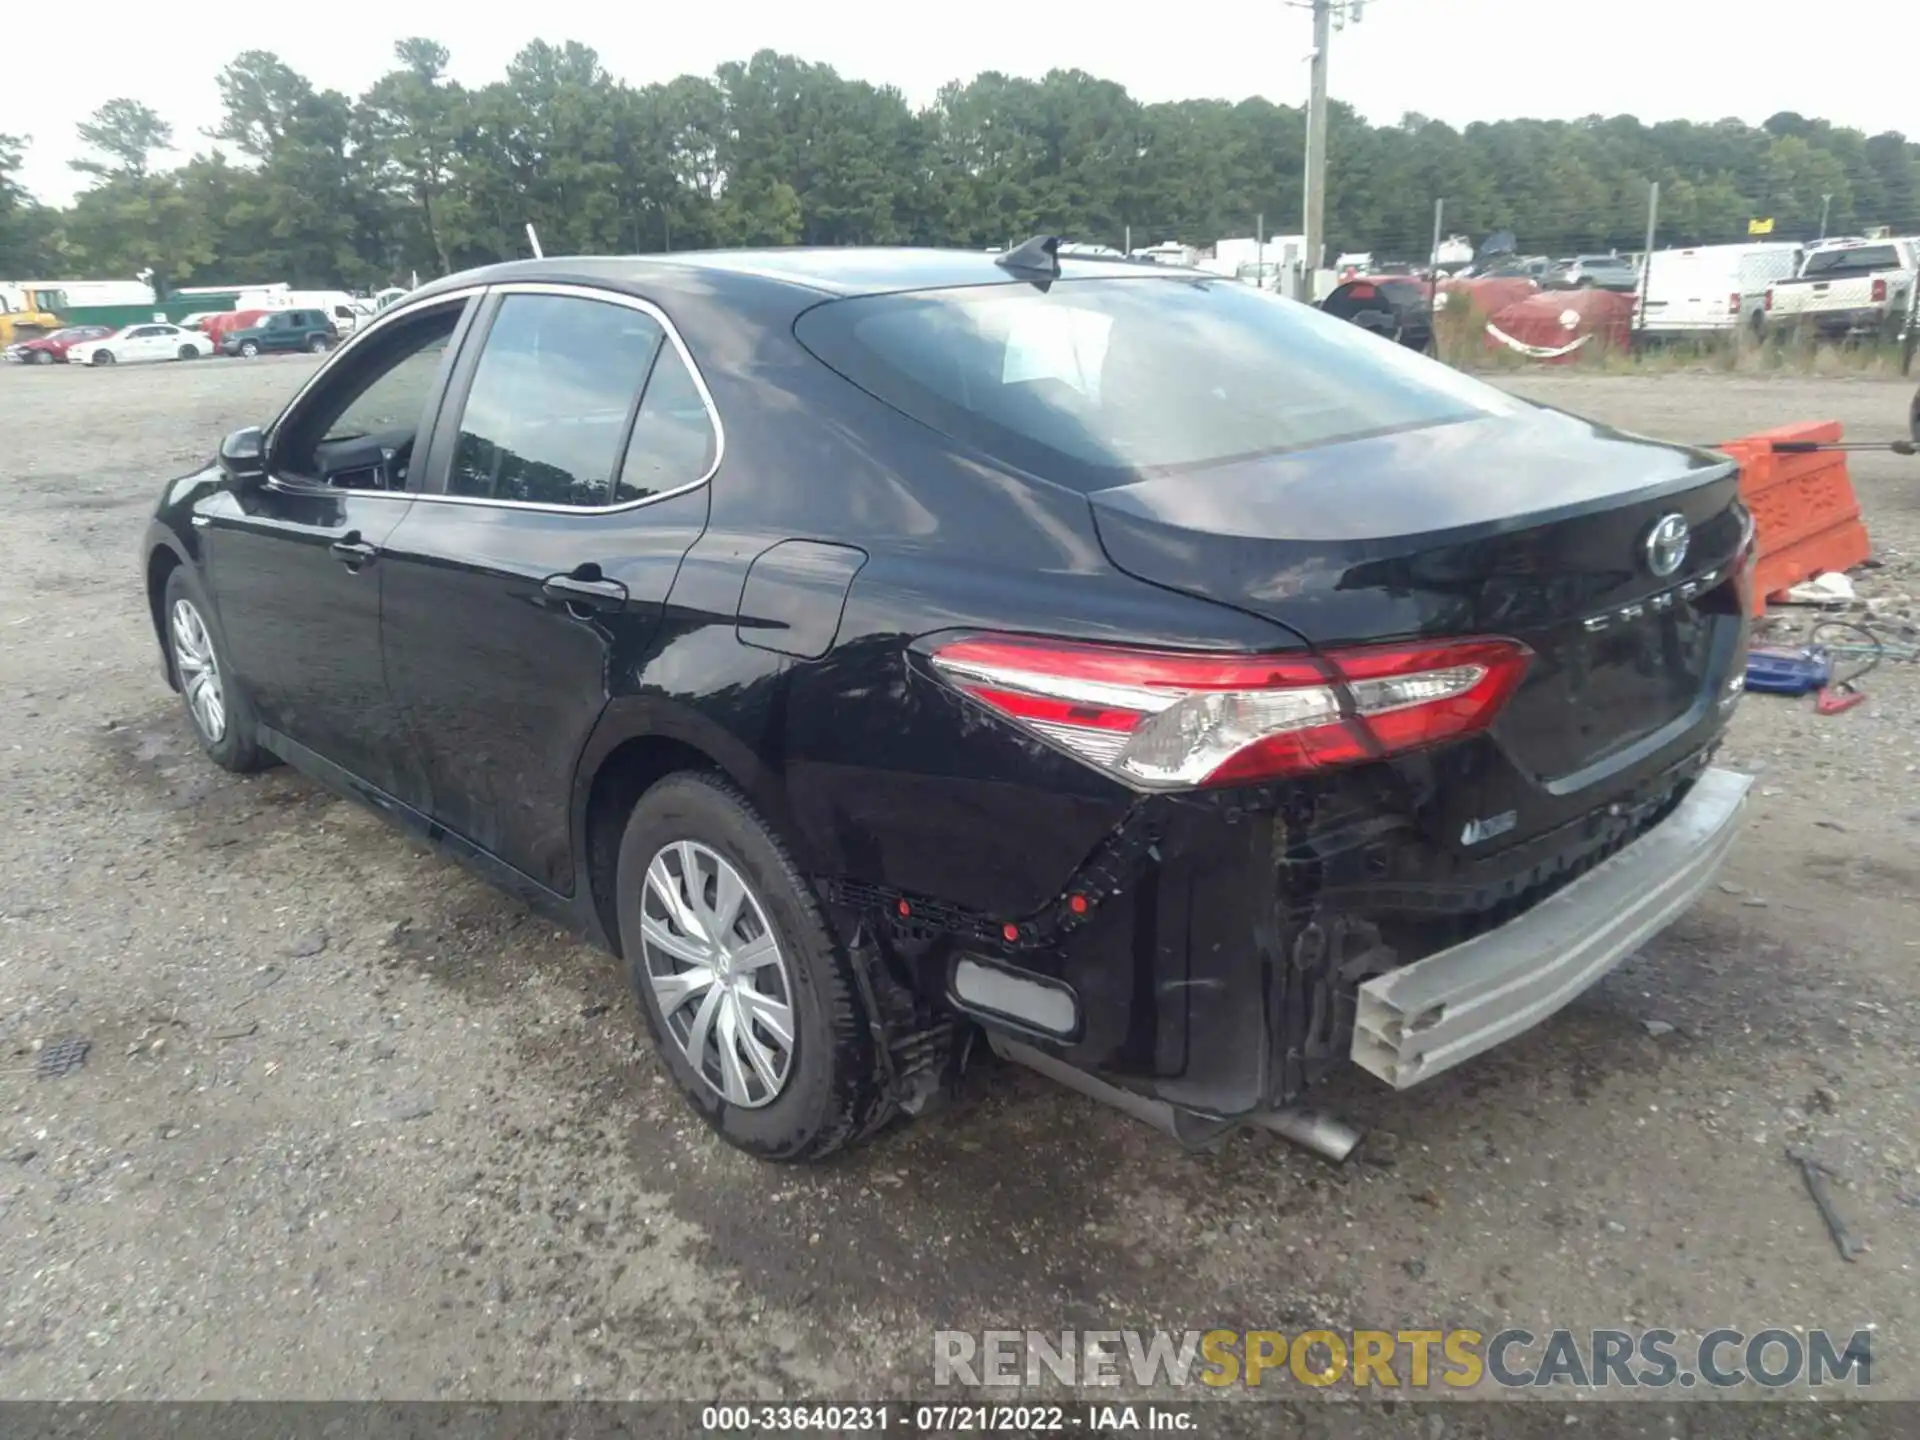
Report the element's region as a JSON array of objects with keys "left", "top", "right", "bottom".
[{"left": 1352, "top": 766, "right": 1753, "bottom": 1088}]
